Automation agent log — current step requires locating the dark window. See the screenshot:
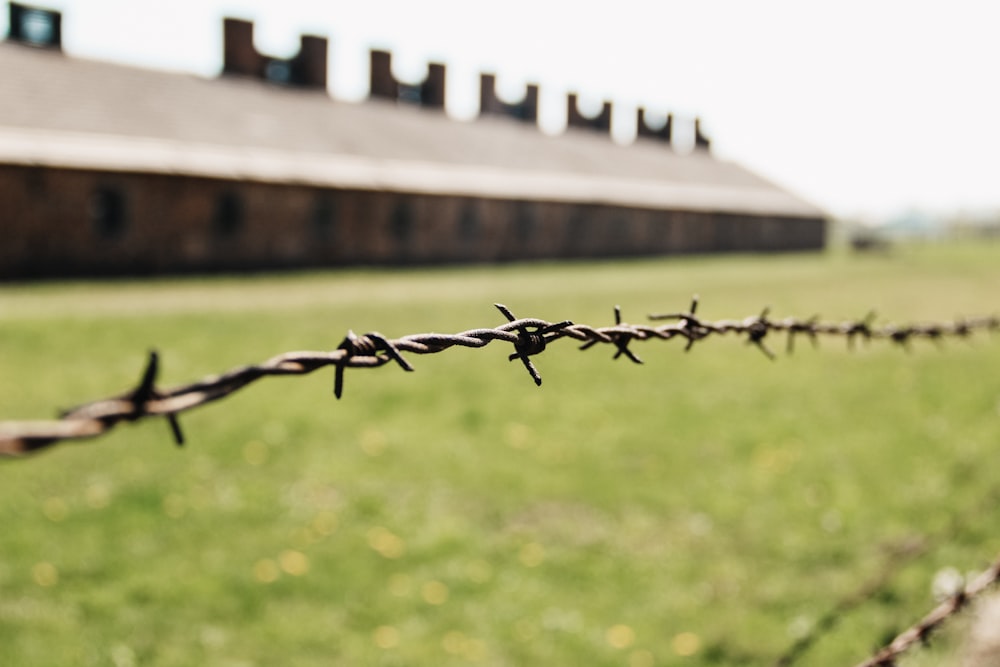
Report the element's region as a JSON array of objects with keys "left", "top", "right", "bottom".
[
  {"left": 26, "top": 168, "right": 45, "bottom": 195},
  {"left": 264, "top": 59, "right": 293, "bottom": 85},
  {"left": 610, "top": 213, "right": 630, "bottom": 251},
  {"left": 609, "top": 213, "right": 628, "bottom": 238},
  {"left": 9, "top": 4, "right": 61, "bottom": 47},
  {"left": 459, "top": 203, "right": 479, "bottom": 243},
  {"left": 568, "top": 210, "right": 591, "bottom": 249},
  {"left": 213, "top": 192, "right": 243, "bottom": 238},
  {"left": 390, "top": 200, "right": 413, "bottom": 243},
  {"left": 90, "top": 187, "right": 127, "bottom": 240},
  {"left": 312, "top": 195, "right": 336, "bottom": 241},
  {"left": 515, "top": 201, "right": 535, "bottom": 243},
  {"left": 397, "top": 83, "right": 422, "bottom": 105}
]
